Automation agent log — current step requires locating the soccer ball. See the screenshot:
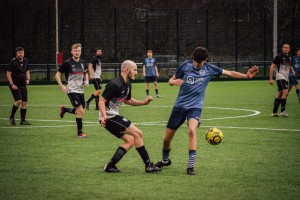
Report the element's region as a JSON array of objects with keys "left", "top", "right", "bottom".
[{"left": 205, "top": 127, "right": 224, "bottom": 145}]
